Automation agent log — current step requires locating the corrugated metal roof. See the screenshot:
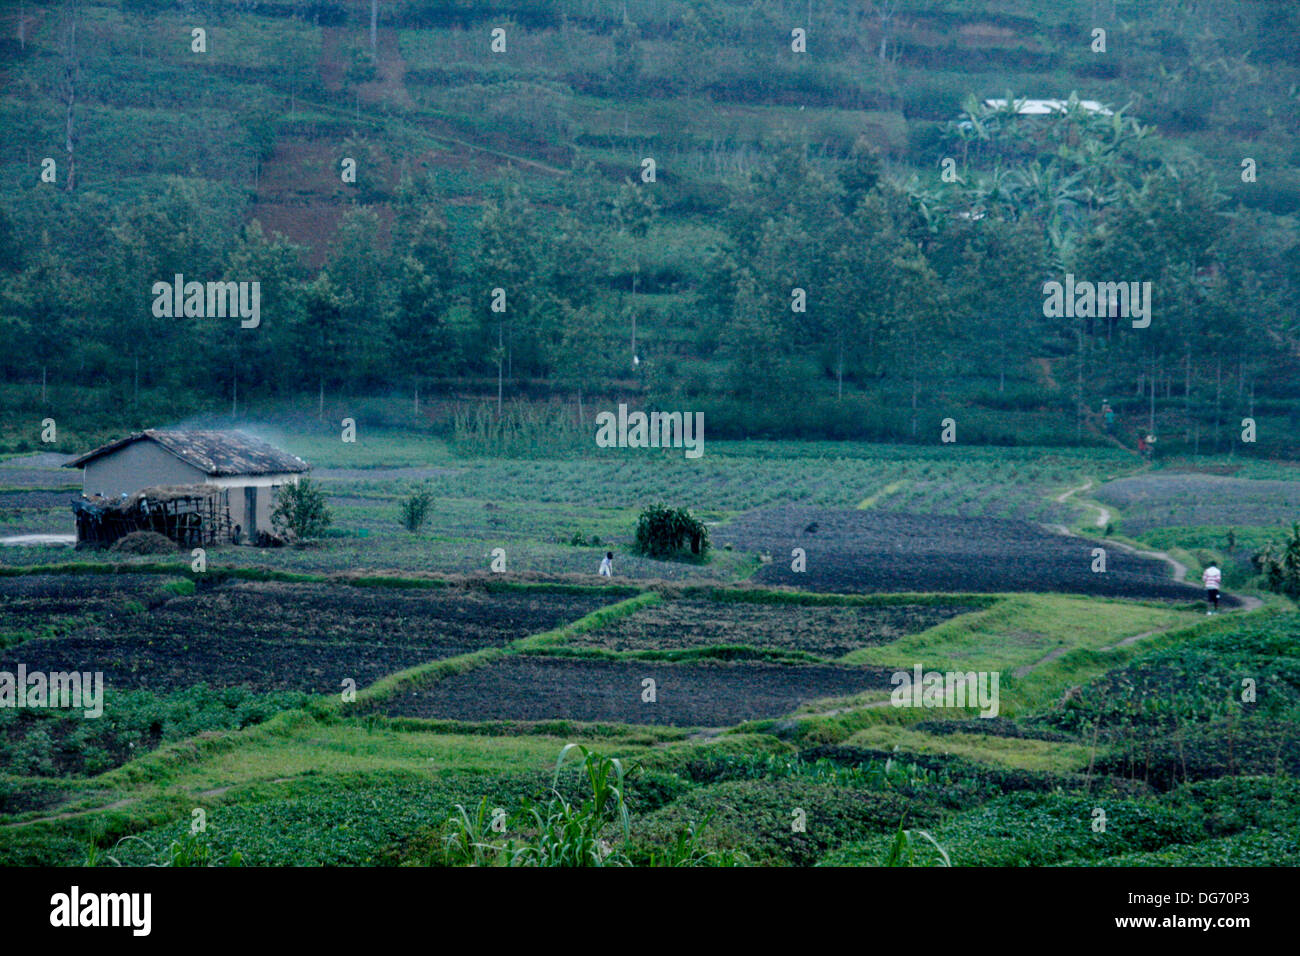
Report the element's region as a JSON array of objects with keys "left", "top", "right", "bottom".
[{"left": 65, "top": 430, "right": 310, "bottom": 476}]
